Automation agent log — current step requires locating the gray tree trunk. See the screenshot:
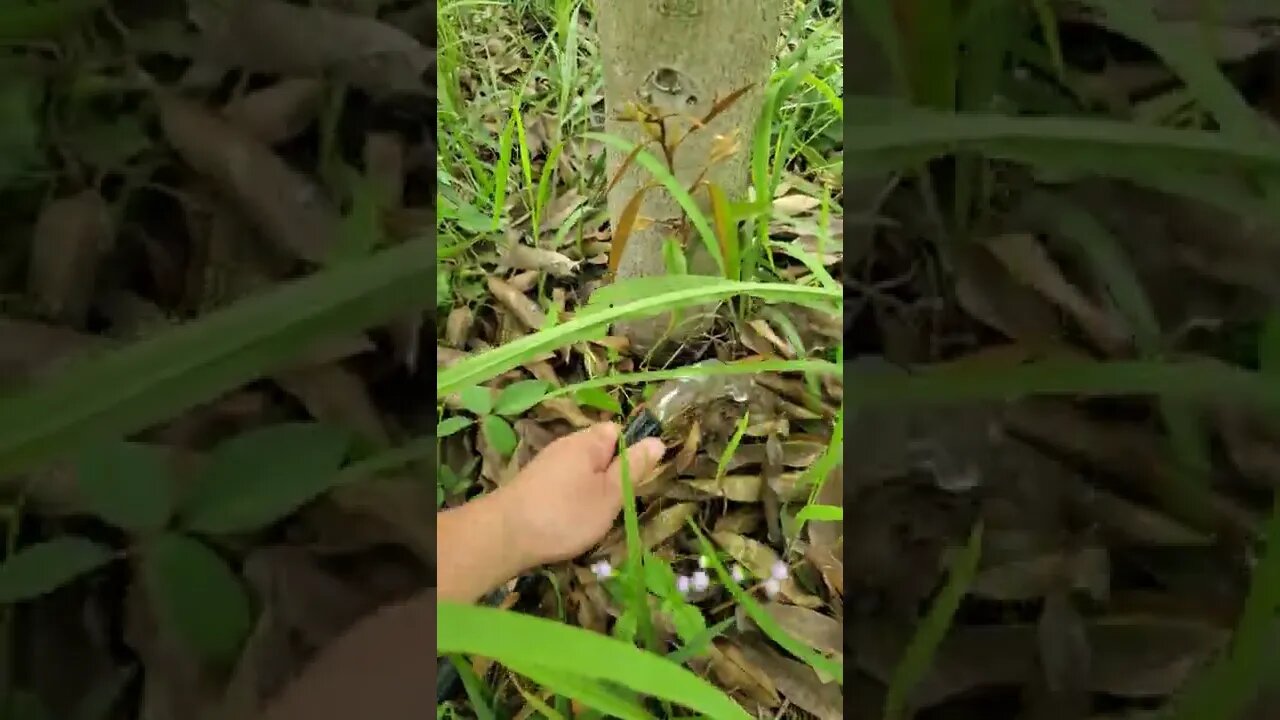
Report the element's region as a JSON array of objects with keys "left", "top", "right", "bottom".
[{"left": 596, "top": 0, "right": 781, "bottom": 353}]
